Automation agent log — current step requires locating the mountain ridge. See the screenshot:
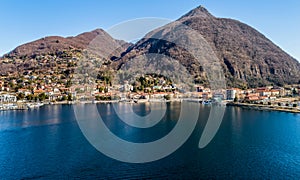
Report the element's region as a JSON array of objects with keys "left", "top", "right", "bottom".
[
  {"left": 3, "top": 28, "right": 130, "bottom": 59},
  {"left": 115, "top": 6, "right": 299, "bottom": 88},
  {"left": 1, "top": 6, "right": 299, "bottom": 88}
]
